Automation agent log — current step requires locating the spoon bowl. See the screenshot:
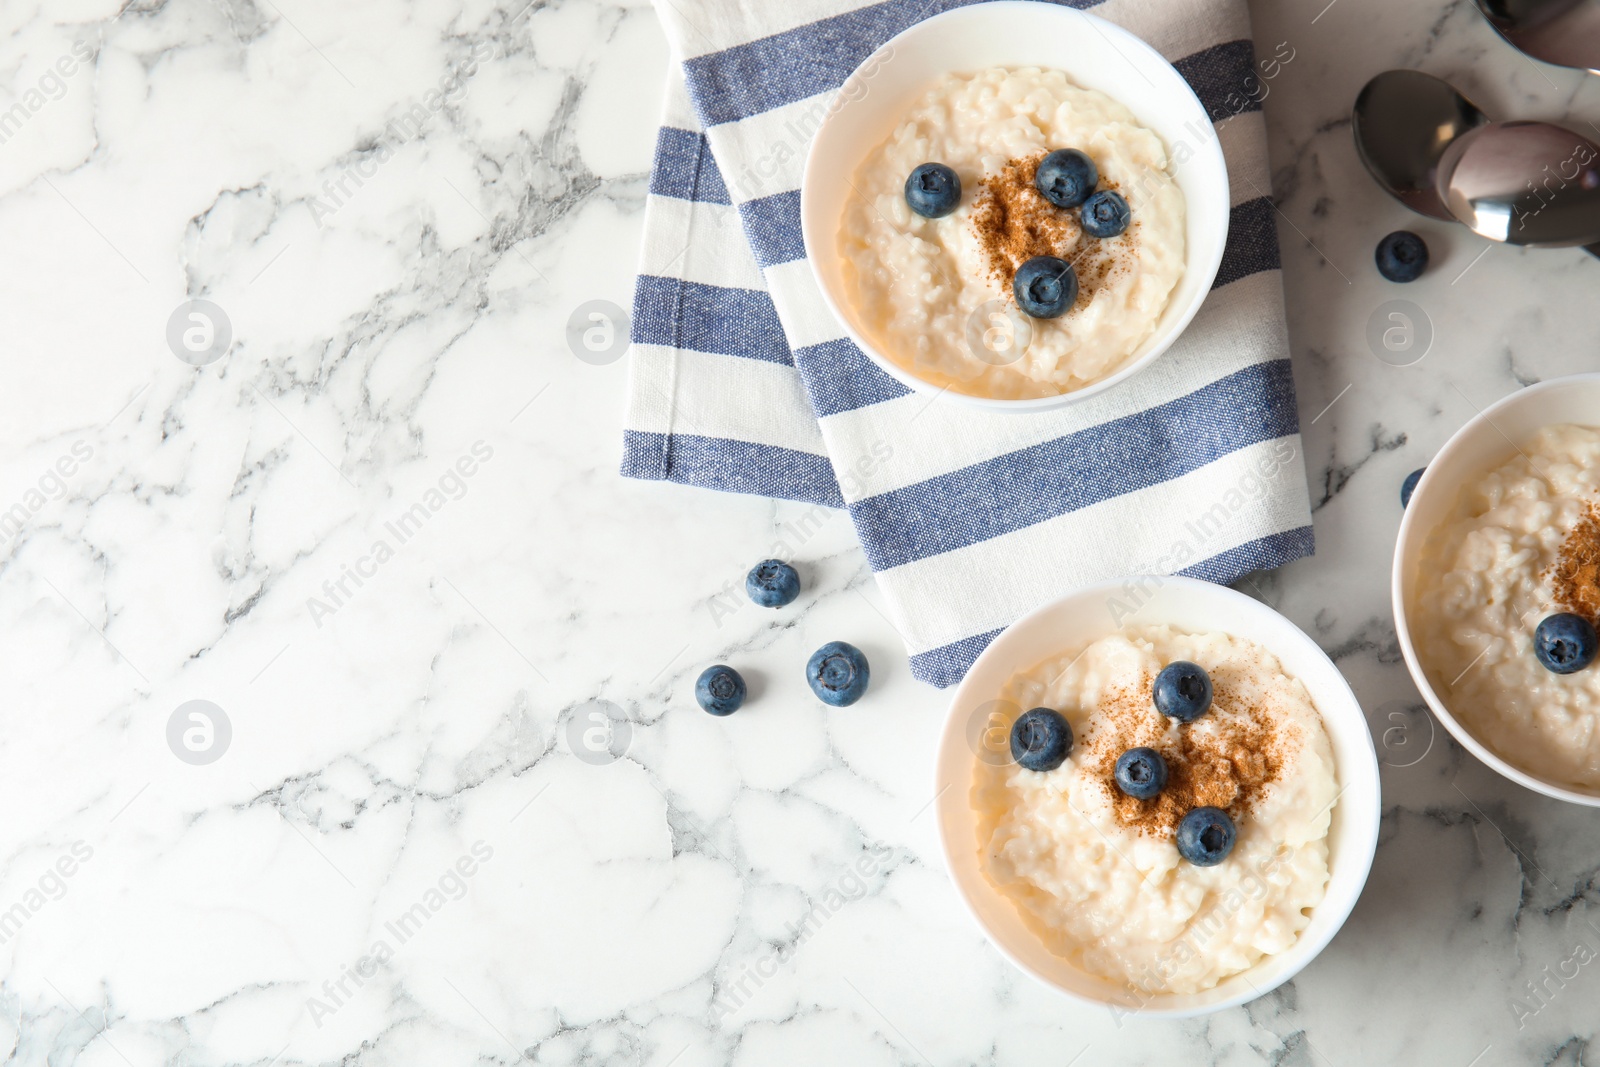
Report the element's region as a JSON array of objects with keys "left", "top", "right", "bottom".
[
  {"left": 1353, "top": 70, "right": 1488, "bottom": 219},
  {"left": 1437, "top": 120, "right": 1600, "bottom": 246},
  {"left": 1473, "top": 0, "right": 1600, "bottom": 74}
]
